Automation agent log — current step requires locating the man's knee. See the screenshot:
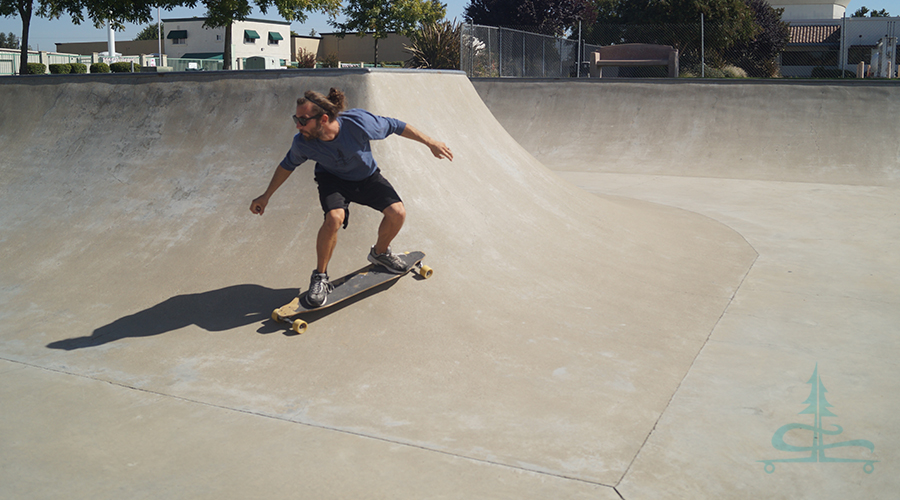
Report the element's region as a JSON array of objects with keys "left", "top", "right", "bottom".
[
  {"left": 323, "top": 208, "right": 345, "bottom": 230},
  {"left": 383, "top": 202, "right": 406, "bottom": 222}
]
